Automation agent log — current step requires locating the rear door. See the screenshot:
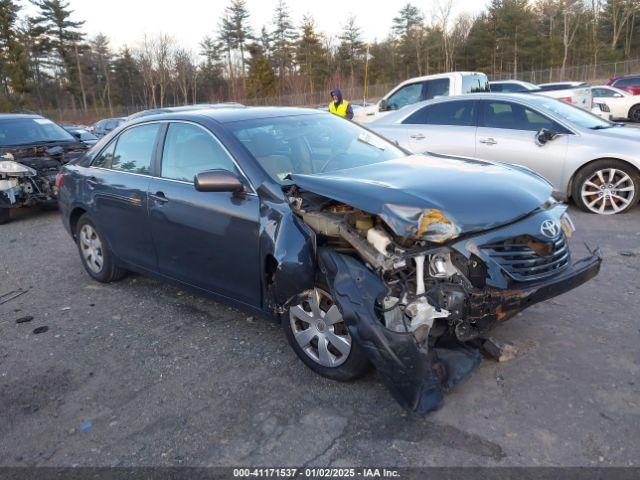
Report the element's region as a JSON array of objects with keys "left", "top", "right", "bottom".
[
  {"left": 88, "top": 122, "right": 162, "bottom": 269},
  {"left": 400, "top": 99, "right": 477, "bottom": 156},
  {"left": 147, "top": 121, "right": 261, "bottom": 306},
  {"left": 476, "top": 100, "right": 569, "bottom": 188}
]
